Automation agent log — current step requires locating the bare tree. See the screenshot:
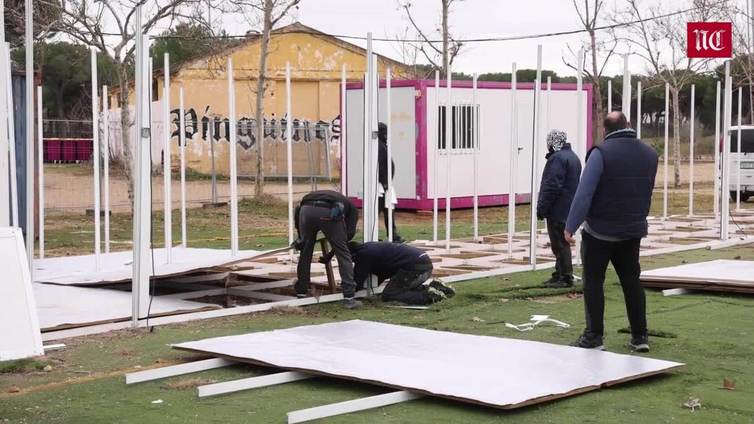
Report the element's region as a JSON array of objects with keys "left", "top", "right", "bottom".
[
  {"left": 615, "top": 0, "right": 730, "bottom": 188},
  {"left": 729, "top": 2, "right": 754, "bottom": 124},
  {"left": 231, "top": 0, "right": 300, "bottom": 196},
  {"left": 398, "top": 0, "right": 463, "bottom": 77},
  {"left": 45, "top": 0, "right": 206, "bottom": 208},
  {"left": 564, "top": 0, "right": 617, "bottom": 142}
]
